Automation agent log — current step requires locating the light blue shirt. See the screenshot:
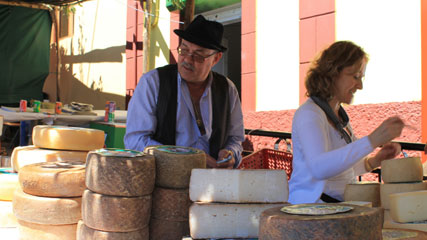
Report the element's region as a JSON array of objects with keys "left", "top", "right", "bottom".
[{"left": 124, "top": 67, "right": 245, "bottom": 167}]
